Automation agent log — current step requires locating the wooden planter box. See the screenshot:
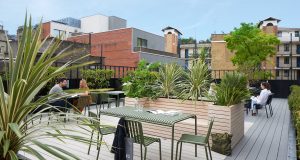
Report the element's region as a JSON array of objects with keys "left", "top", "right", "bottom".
[
  {"left": 125, "top": 97, "right": 244, "bottom": 148},
  {"left": 208, "top": 103, "right": 244, "bottom": 148}
]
